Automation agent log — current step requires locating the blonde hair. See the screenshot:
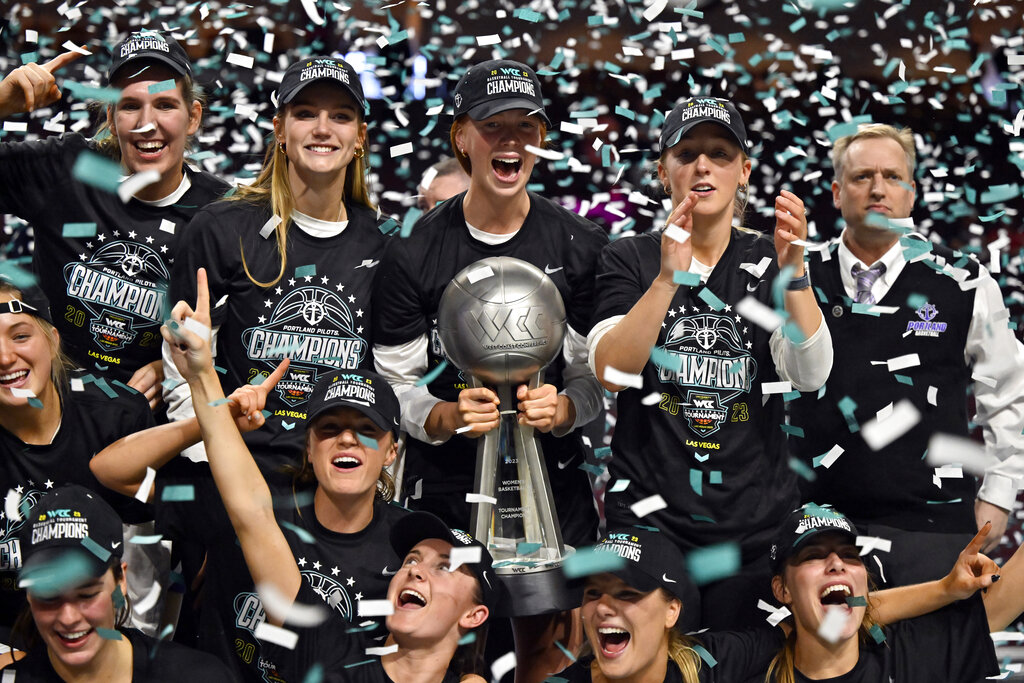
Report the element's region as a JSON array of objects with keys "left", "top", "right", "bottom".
[
  {"left": 450, "top": 115, "right": 549, "bottom": 176},
  {"left": 0, "top": 282, "right": 74, "bottom": 394},
  {"left": 657, "top": 149, "right": 751, "bottom": 226},
  {"left": 228, "top": 105, "right": 376, "bottom": 288},
  {"left": 93, "top": 74, "right": 205, "bottom": 163},
  {"left": 831, "top": 124, "right": 916, "bottom": 182}
]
